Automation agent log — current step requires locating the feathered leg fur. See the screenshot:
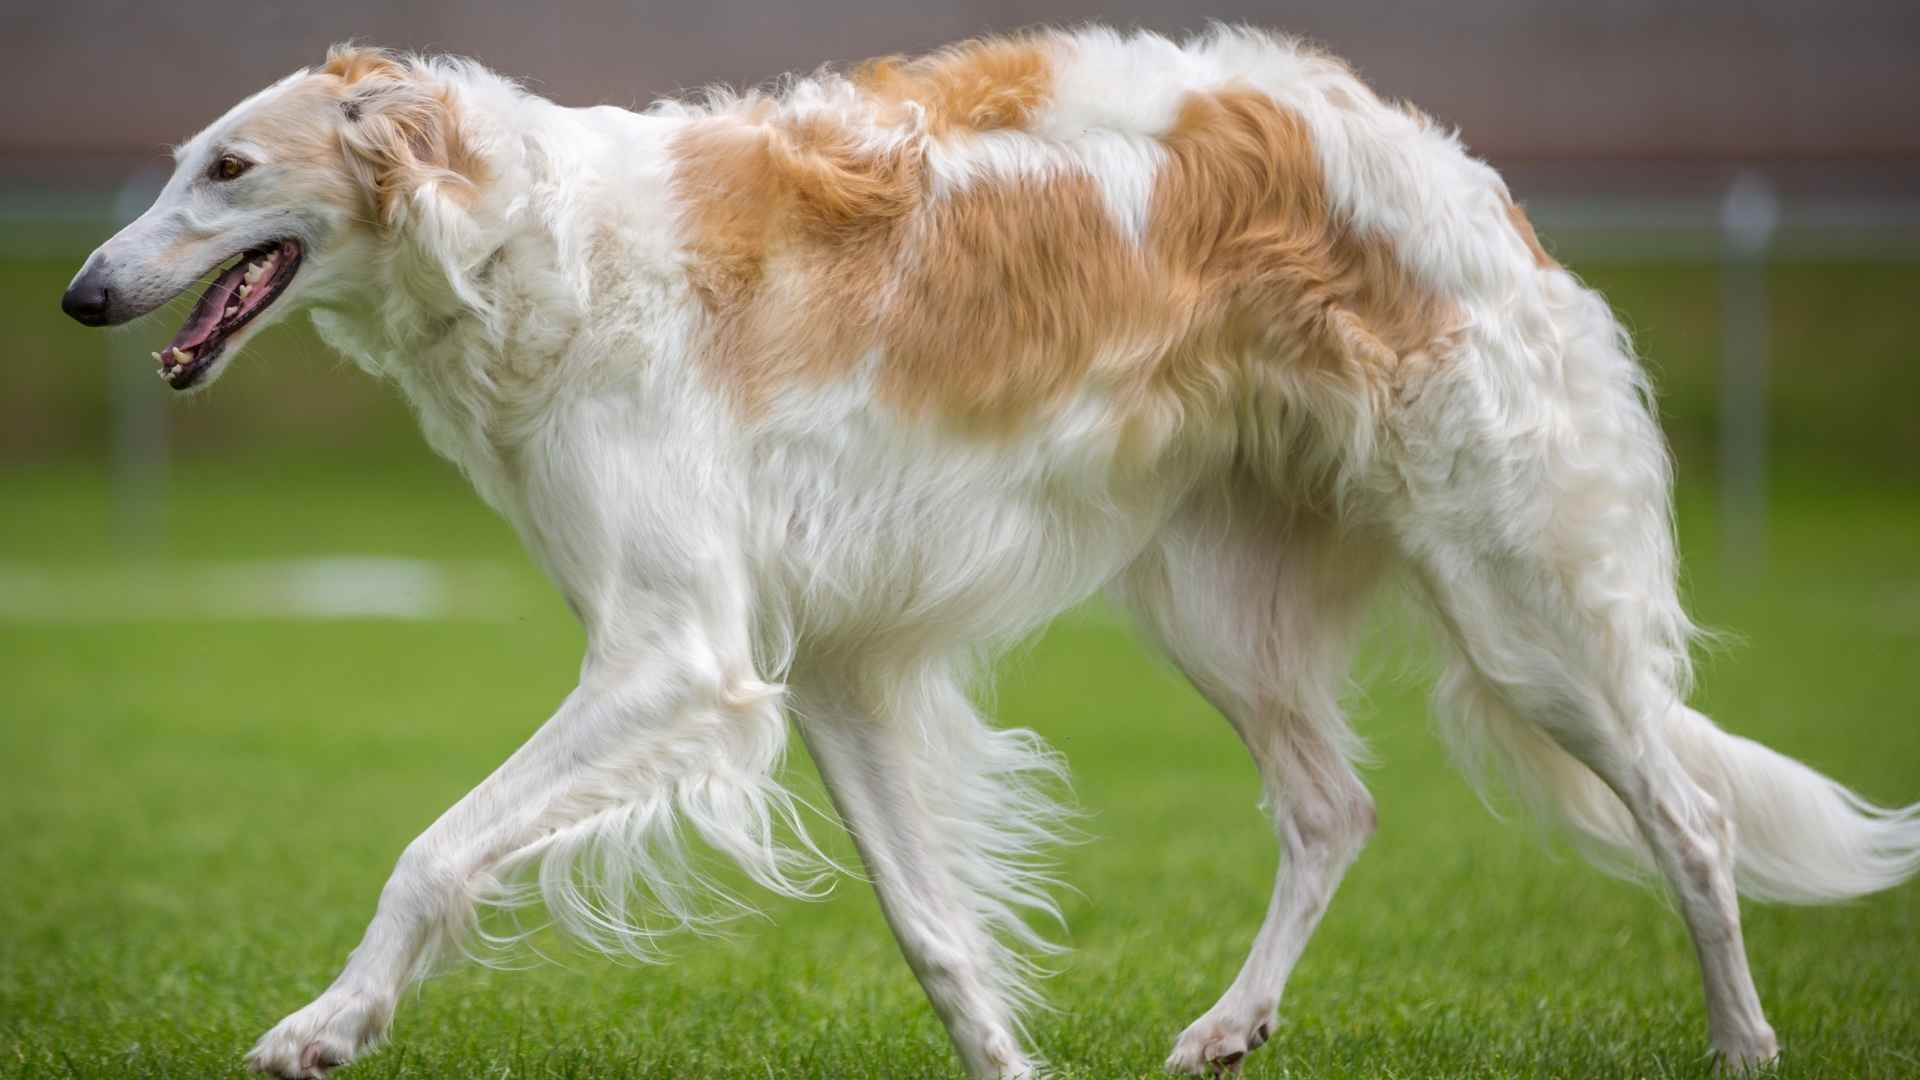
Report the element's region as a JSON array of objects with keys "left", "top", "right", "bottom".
[{"left": 791, "top": 659, "right": 1075, "bottom": 1078}]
